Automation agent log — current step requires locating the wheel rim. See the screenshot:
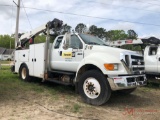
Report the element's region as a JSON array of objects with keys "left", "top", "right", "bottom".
[
  {"left": 83, "top": 77, "right": 101, "bottom": 99},
  {"left": 21, "top": 67, "right": 27, "bottom": 79}
]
